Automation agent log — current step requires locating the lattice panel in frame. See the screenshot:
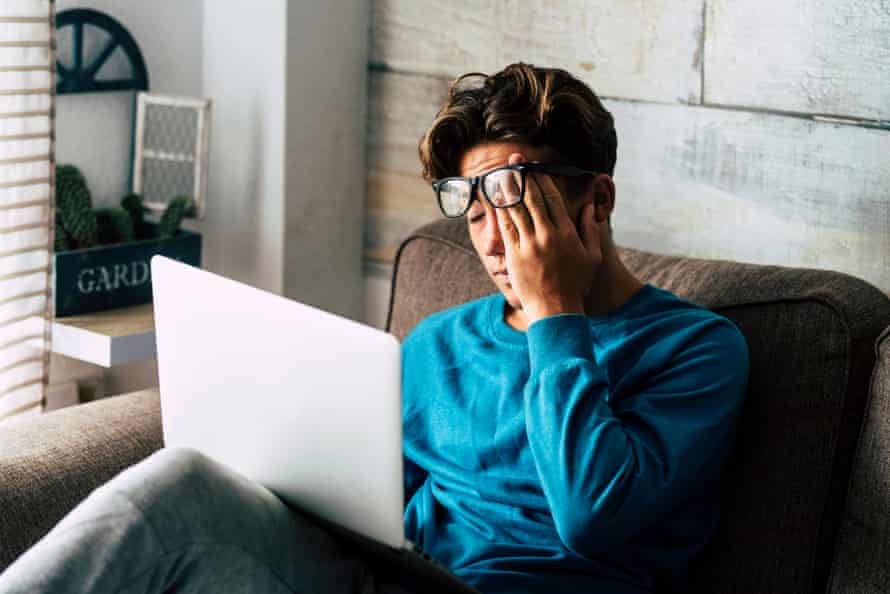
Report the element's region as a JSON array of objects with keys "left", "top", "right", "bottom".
[{"left": 133, "top": 92, "right": 211, "bottom": 219}]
